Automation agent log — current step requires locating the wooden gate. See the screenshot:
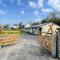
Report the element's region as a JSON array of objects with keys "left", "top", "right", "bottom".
[
  {"left": 0, "top": 31, "right": 20, "bottom": 46},
  {"left": 38, "top": 24, "right": 53, "bottom": 51}
]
